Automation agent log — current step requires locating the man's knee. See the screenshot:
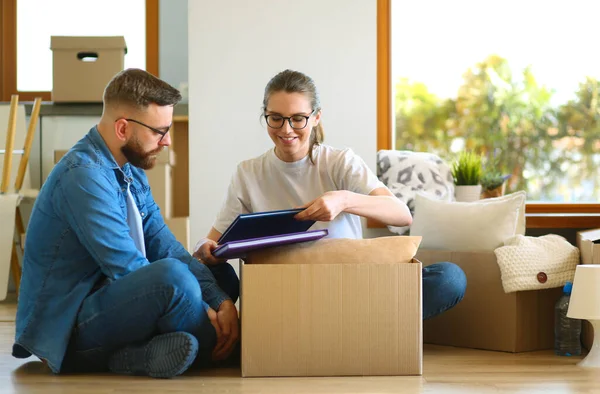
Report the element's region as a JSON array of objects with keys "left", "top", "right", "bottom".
[{"left": 149, "top": 259, "right": 202, "bottom": 303}]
